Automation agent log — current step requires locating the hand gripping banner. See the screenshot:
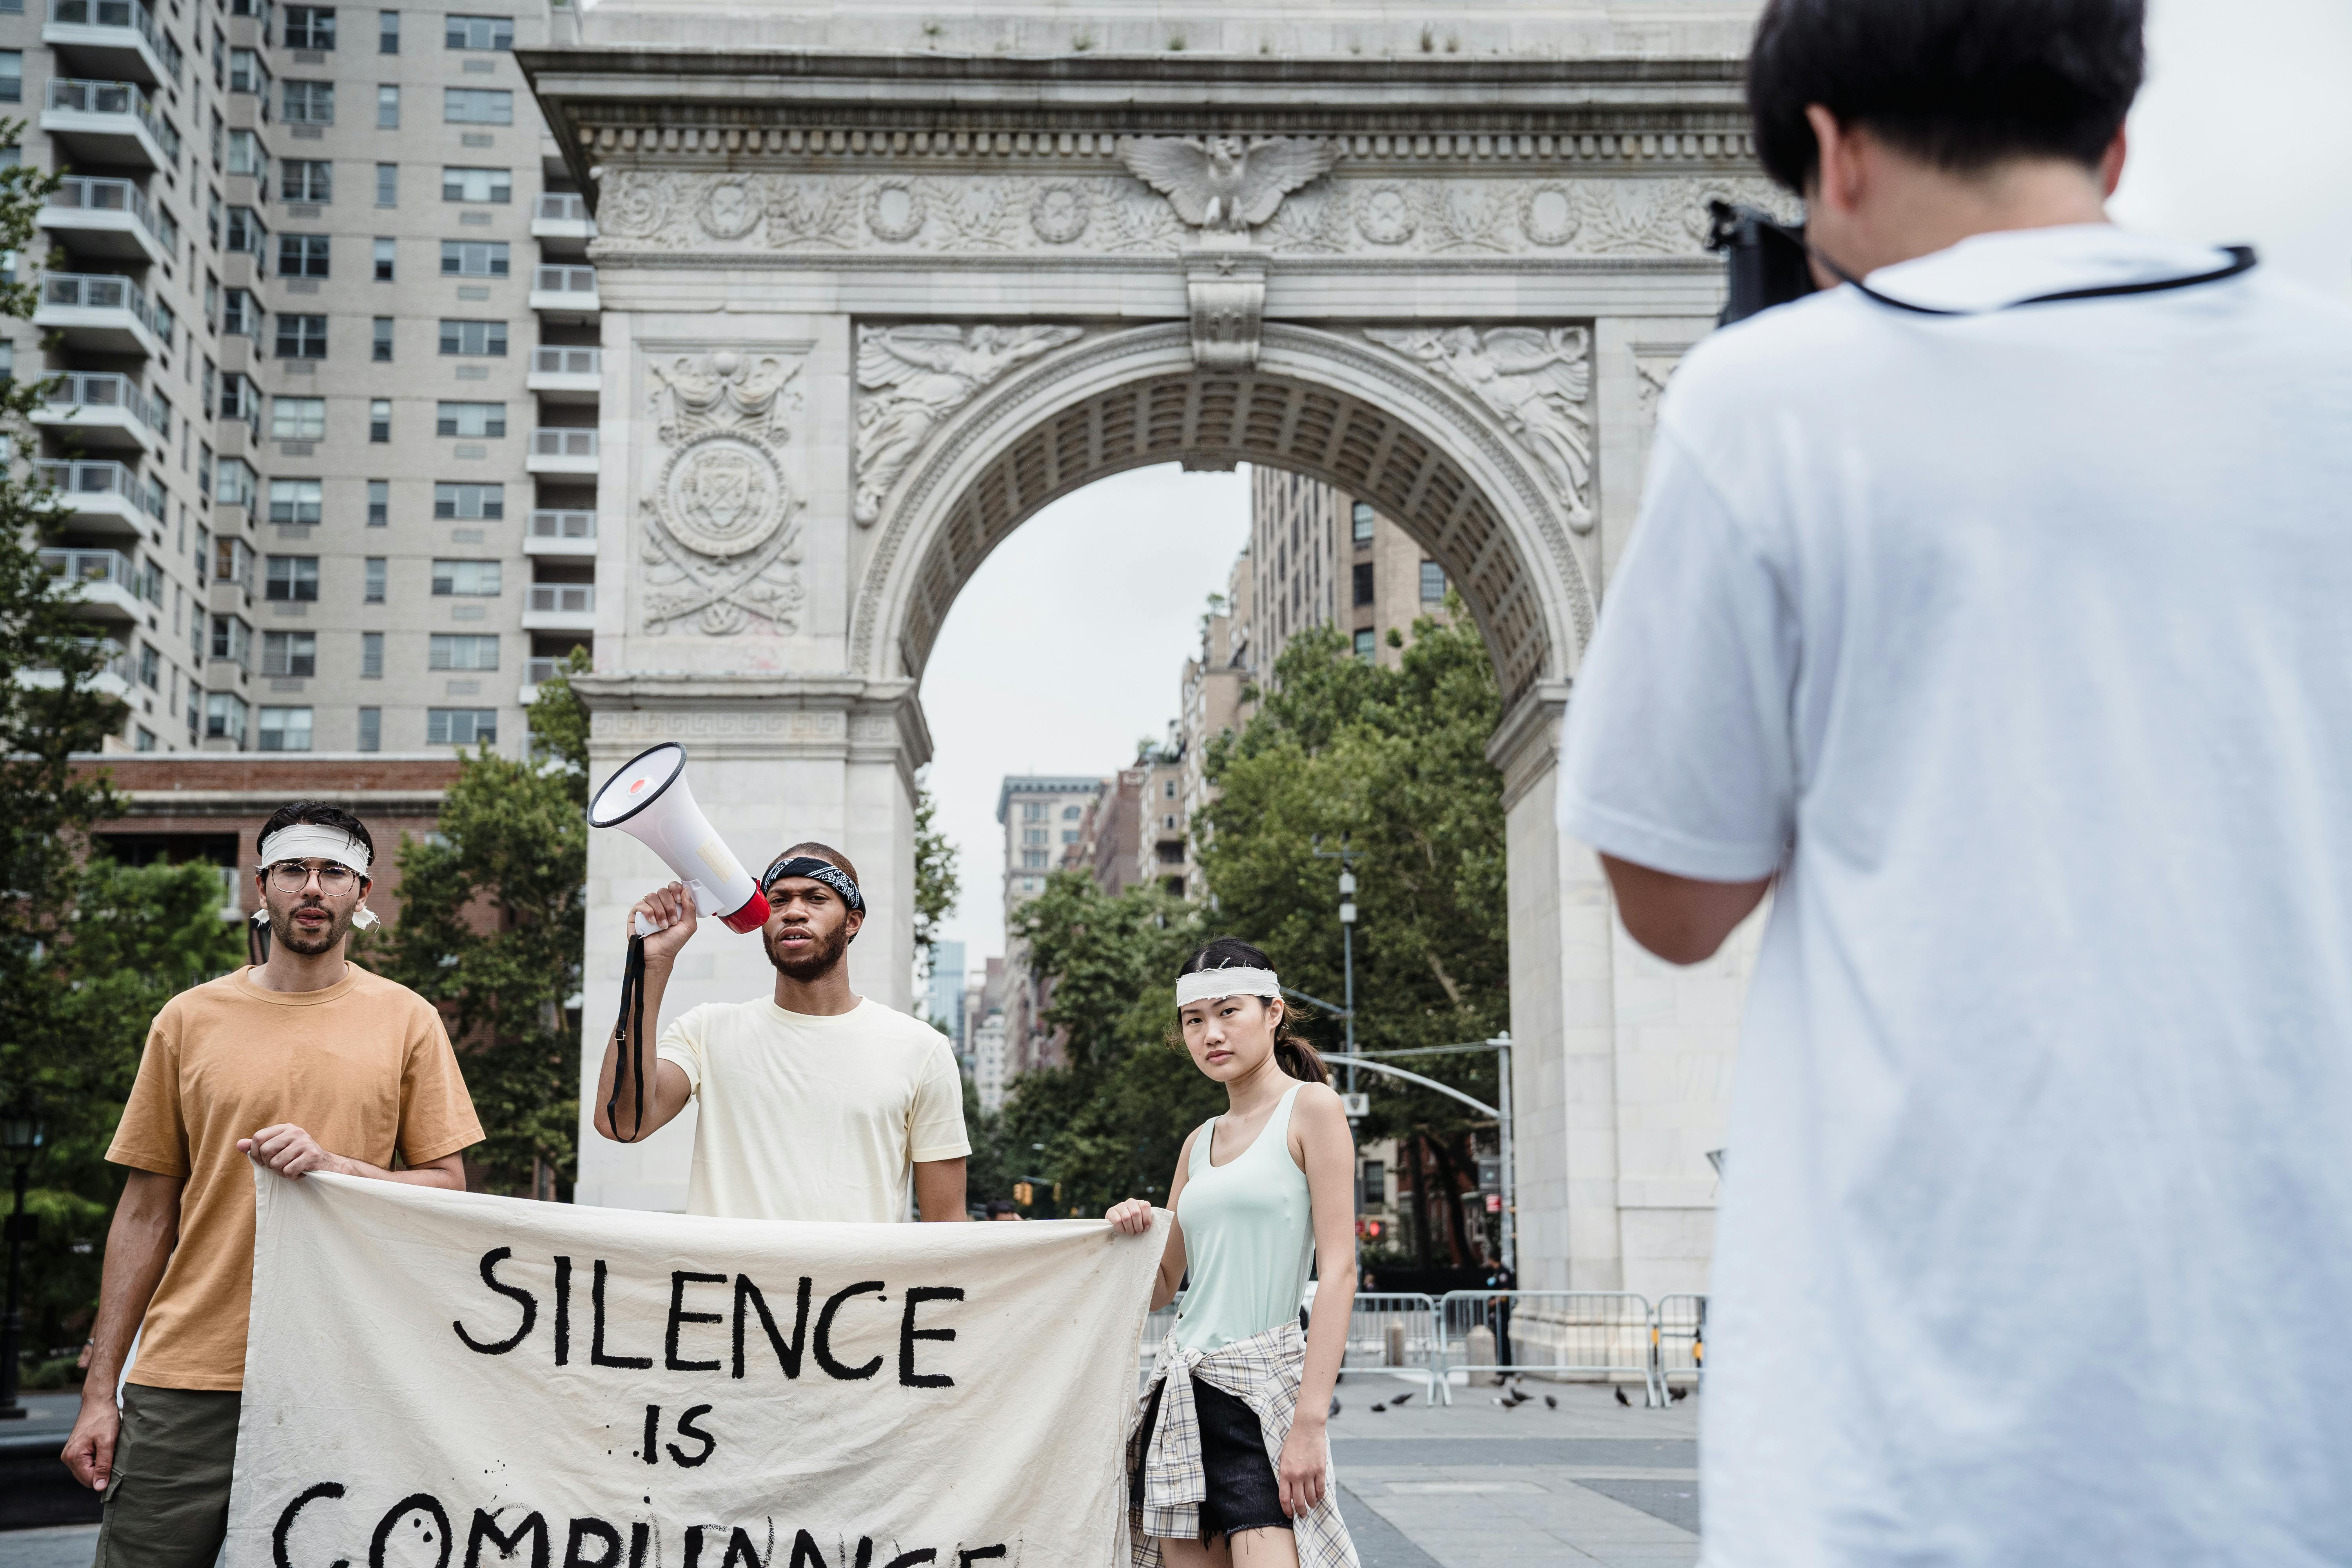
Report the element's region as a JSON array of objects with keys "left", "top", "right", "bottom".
[{"left": 227, "top": 1172, "right": 1168, "bottom": 1568}]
